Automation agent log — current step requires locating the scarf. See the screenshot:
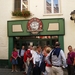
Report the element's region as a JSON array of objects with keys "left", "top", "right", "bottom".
[{"left": 53, "top": 48, "right": 61, "bottom": 57}]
